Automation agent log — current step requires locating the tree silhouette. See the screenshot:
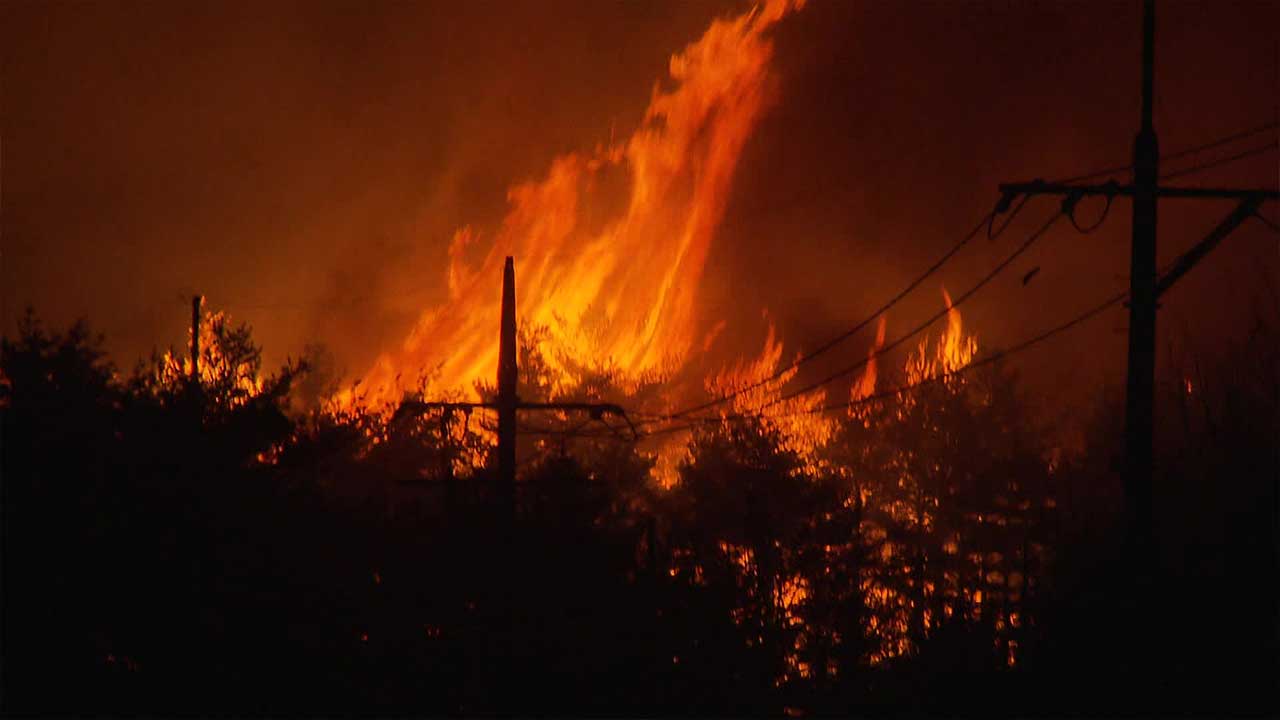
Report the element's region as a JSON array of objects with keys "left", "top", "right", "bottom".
[{"left": 3, "top": 304, "right": 1276, "bottom": 715}]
